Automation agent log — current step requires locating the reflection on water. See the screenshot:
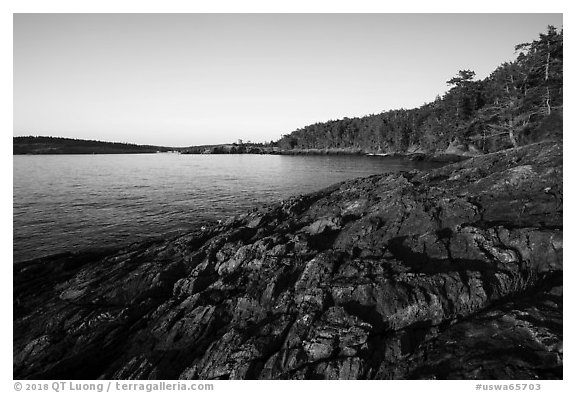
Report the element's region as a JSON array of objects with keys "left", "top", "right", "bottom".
[{"left": 13, "top": 153, "right": 442, "bottom": 263}]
